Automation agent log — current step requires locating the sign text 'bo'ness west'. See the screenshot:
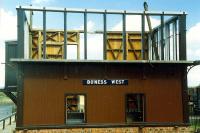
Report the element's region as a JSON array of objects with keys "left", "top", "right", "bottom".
[{"left": 82, "top": 79, "right": 128, "bottom": 85}]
